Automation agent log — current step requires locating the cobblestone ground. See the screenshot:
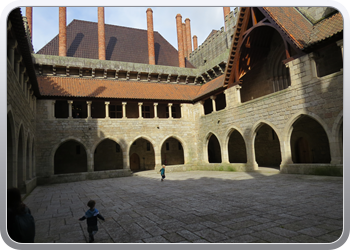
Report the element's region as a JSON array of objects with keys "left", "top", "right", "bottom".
[{"left": 24, "top": 169, "right": 343, "bottom": 244}]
